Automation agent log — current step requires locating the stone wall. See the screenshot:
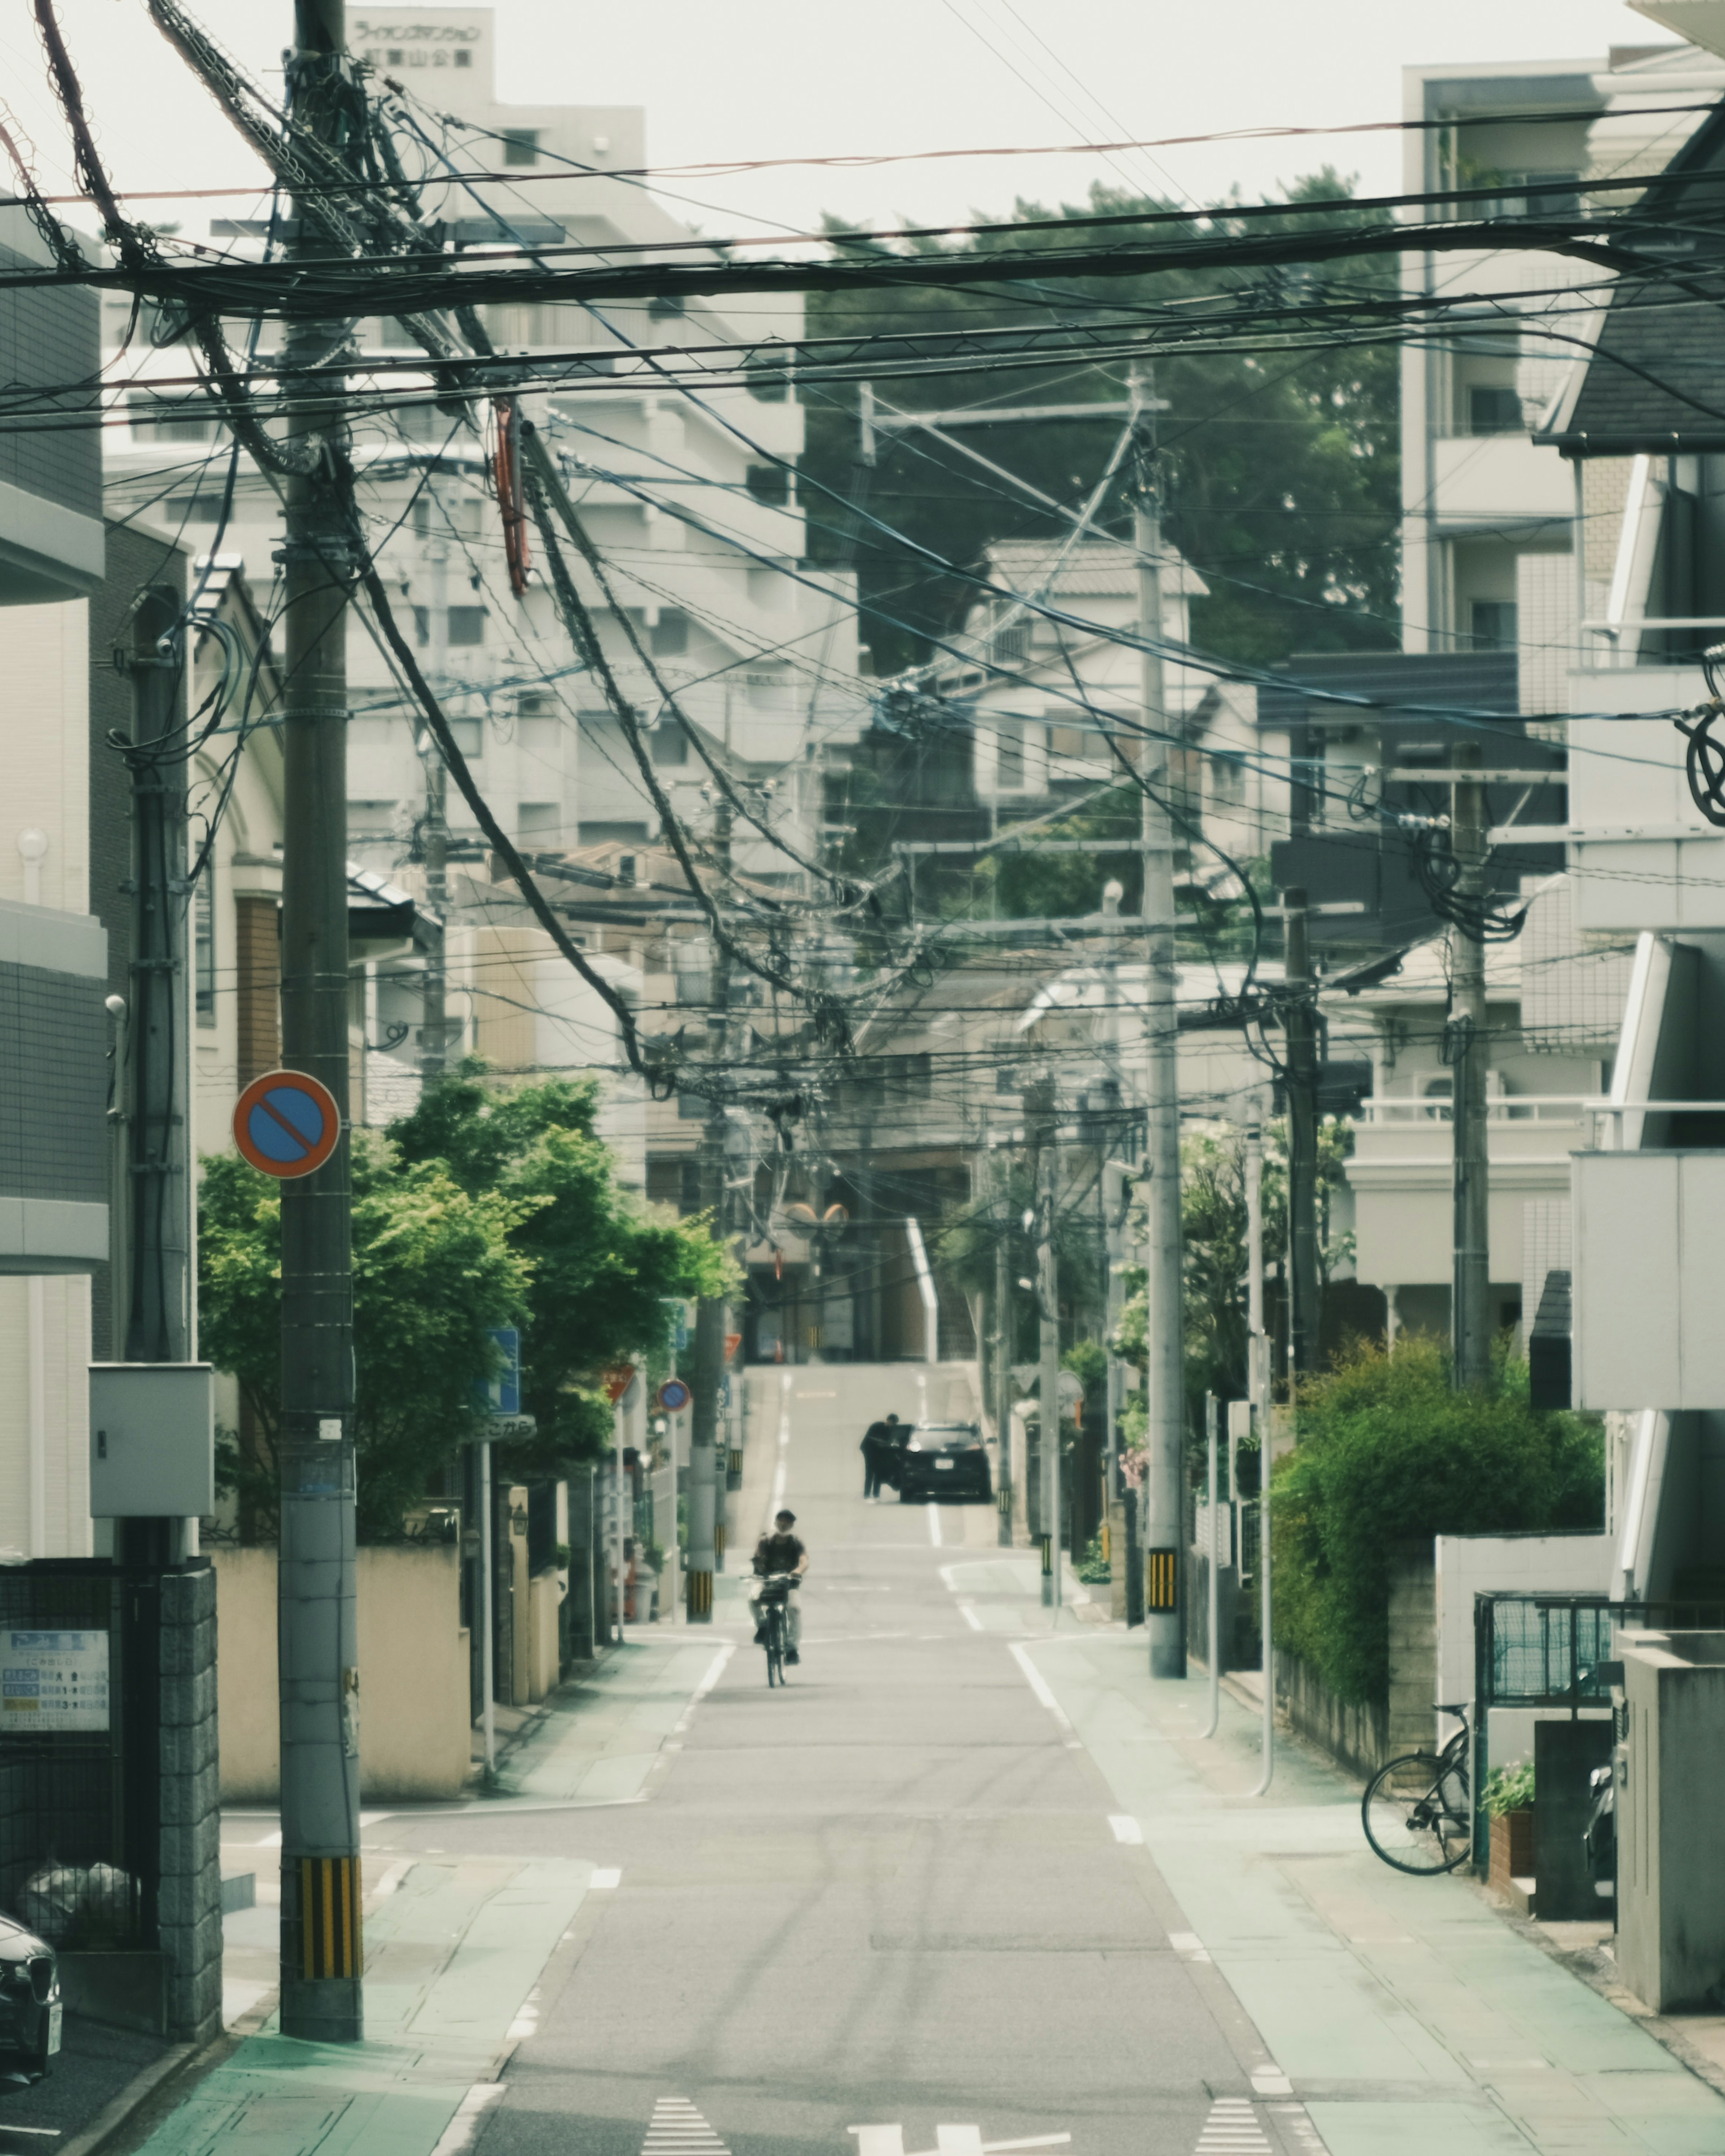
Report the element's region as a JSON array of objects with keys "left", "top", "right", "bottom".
[
  {"left": 157, "top": 1563, "right": 220, "bottom": 2045},
  {"left": 1274, "top": 1648, "right": 1390, "bottom": 1782}
]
